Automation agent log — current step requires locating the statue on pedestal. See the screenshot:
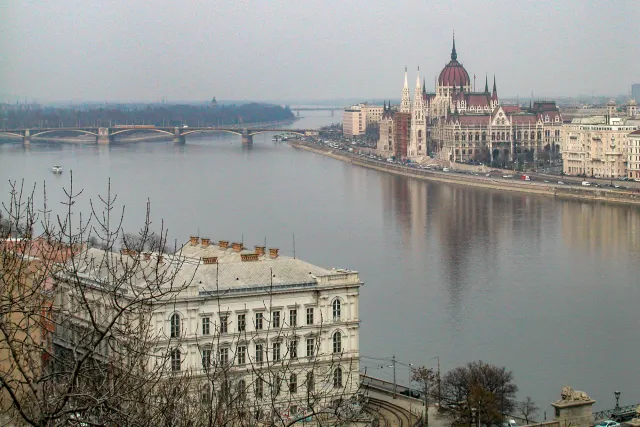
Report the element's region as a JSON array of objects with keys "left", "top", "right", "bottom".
[{"left": 559, "top": 386, "right": 591, "bottom": 402}]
